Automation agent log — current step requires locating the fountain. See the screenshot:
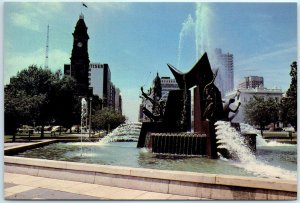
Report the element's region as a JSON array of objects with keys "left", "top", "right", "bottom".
[
  {"left": 99, "top": 122, "right": 142, "bottom": 143},
  {"left": 7, "top": 52, "right": 294, "bottom": 181},
  {"left": 138, "top": 52, "right": 256, "bottom": 159}
]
